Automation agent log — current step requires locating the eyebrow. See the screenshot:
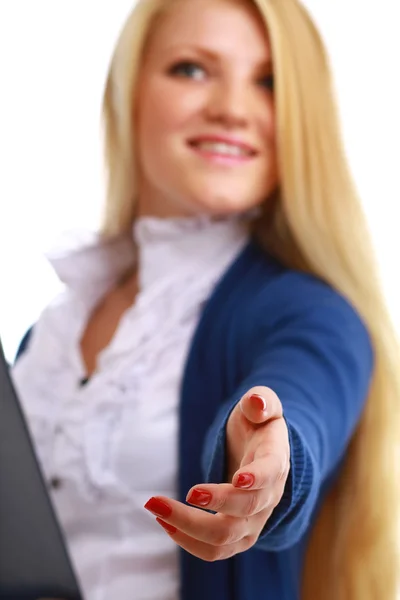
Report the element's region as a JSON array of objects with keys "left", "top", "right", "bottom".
[{"left": 163, "top": 44, "right": 273, "bottom": 70}]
